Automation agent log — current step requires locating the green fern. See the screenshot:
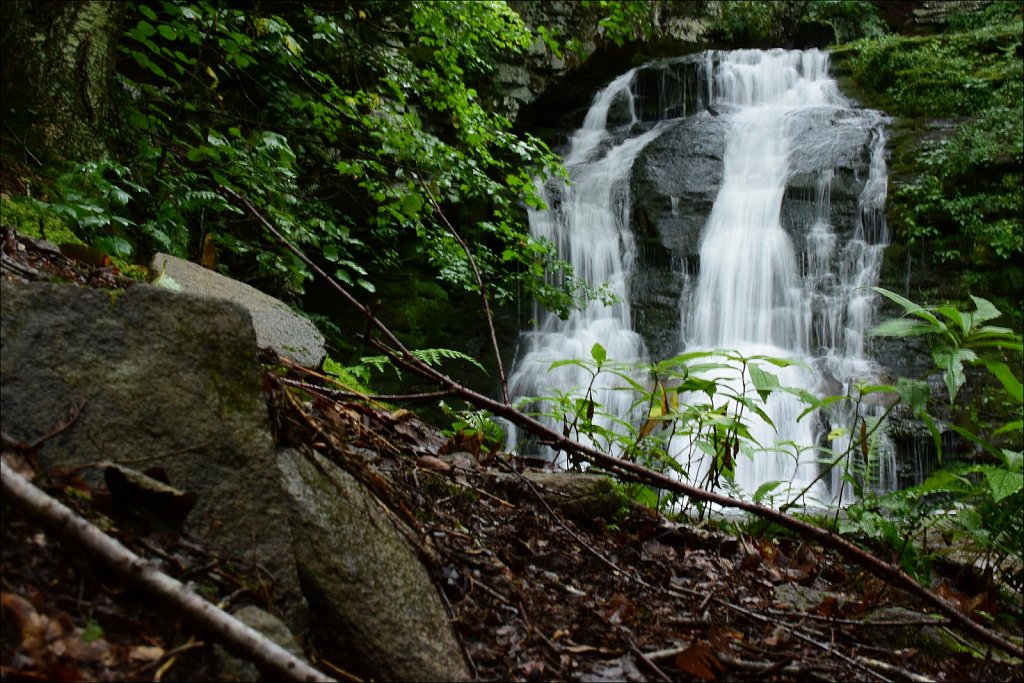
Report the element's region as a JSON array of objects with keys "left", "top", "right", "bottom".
[
  {"left": 359, "top": 347, "right": 486, "bottom": 378},
  {"left": 411, "top": 348, "right": 486, "bottom": 373}
]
